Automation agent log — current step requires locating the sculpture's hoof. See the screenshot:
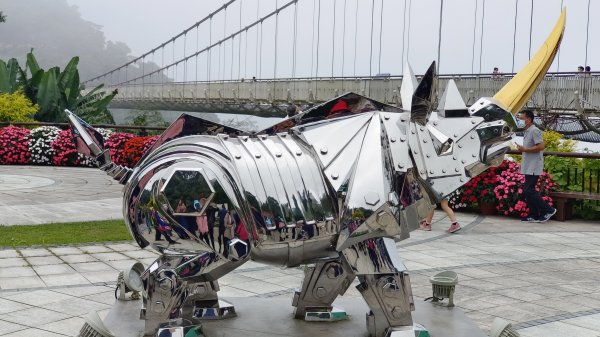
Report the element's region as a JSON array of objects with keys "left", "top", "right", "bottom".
[
  {"left": 303, "top": 306, "right": 348, "bottom": 322},
  {"left": 385, "top": 323, "right": 430, "bottom": 337},
  {"left": 191, "top": 299, "right": 237, "bottom": 321},
  {"left": 157, "top": 323, "right": 204, "bottom": 337}
]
